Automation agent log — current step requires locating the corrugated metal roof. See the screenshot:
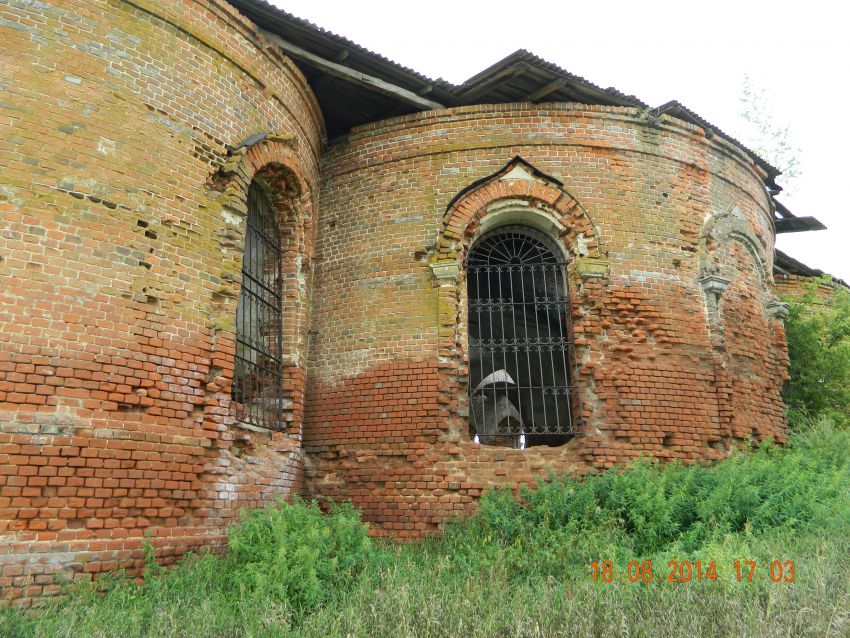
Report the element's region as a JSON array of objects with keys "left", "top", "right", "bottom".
[
  {"left": 654, "top": 101, "right": 780, "bottom": 188},
  {"left": 225, "top": 1, "right": 829, "bottom": 271},
  {"left": 226, "top": 0, "right": 819, "bottom": 219},
  {"left": 775, "top": 250, "right": 848, "bottom": 288},
  {"left": 228, "top": 0, "right": 455, "bottom": 95},
  {"left": 454, "top": 49, "right": 647, "bottom": 108},
  {"left": 229, "top": 1, "right": 790, "bottom": 186}
]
